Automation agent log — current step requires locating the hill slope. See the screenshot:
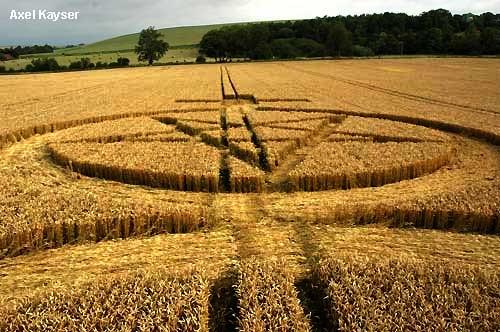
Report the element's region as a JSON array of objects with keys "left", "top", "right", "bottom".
[{"left": 55, "top": 23, "right": 242, "bottom": 55}]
